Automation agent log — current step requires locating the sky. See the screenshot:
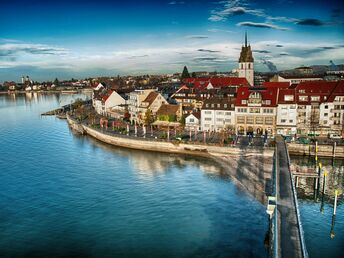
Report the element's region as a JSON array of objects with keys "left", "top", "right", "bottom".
[{"left": 0, "top": 0, "right": 343, "bottom": 82}]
